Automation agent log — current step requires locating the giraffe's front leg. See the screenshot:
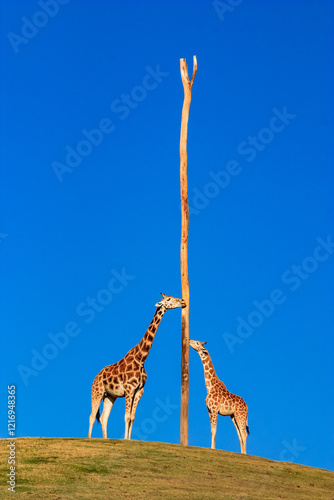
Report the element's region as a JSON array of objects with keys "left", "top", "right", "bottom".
[
  {"left": 208, "top": 408, "right": 218, "bottom": 450},
  {"left": 128, "top": 387, "right": 144, "bottom": 440},
  {"left": 124, "top": 393, "right": 135, "bottom": 440}
]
